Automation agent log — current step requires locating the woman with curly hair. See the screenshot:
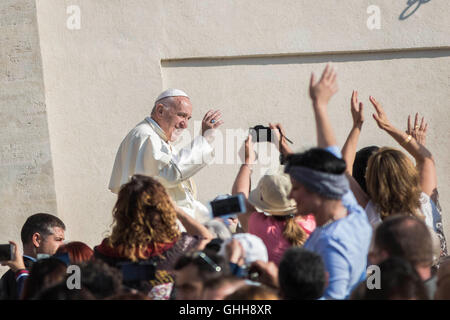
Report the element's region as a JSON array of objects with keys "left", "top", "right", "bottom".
[{"left": 94, "top": 174, "right": 212, "bottom": 299}]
